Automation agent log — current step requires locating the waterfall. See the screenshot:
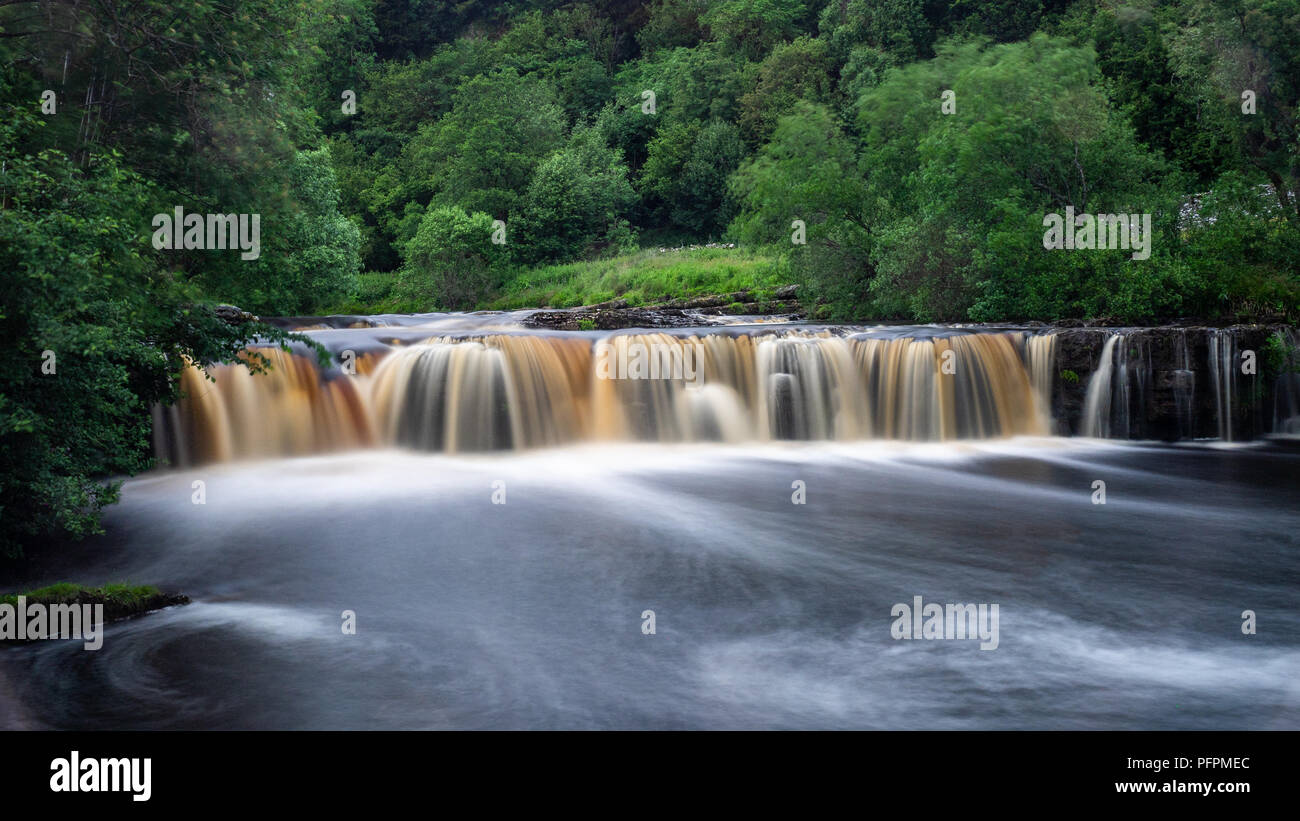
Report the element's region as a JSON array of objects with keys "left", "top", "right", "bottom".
[
  {"left": 1172, "top": 330, "right": 1196, "bottom": 438},
  {"left": 1208, "top": 330, "right": 1236, "bottom": 441},
  {"left": 1079, "top": 332, "right": 1154, "bottom": 438},
  {"left": 152, "top": 324, "right": 1300, "bottom": 461},
  {"left": 1081, "top": 334, "right": 1121, "bottom": 437},
  {"left": 154, "top": 330, "right": 1056, "bottom": 465},
  {"left": 1025, "top": 333, "right": 1058, "bottom": 428},
  {"left": 152, "top": 347, "right": 375, "bottom": 465},
  {"left": 370, "top": 336, "right": 590, "bottom": 452}
]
